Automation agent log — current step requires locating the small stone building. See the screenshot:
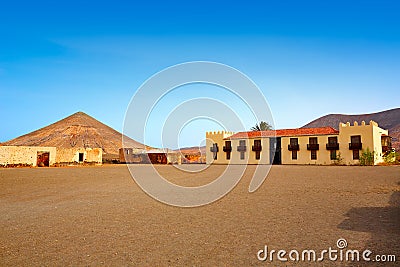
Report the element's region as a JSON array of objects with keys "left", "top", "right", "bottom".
[
  {"left": 55, "top": 148, "right": 102, "bottom": 165},
  {"left": 0, "top": 146, "right": 102, "bottom": 167},
  {"left": 119, "top": 148, "right": 182, "bottom": 164},
  {"left": 119, "top": 148, "right": 146, "bottom": 163}
]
